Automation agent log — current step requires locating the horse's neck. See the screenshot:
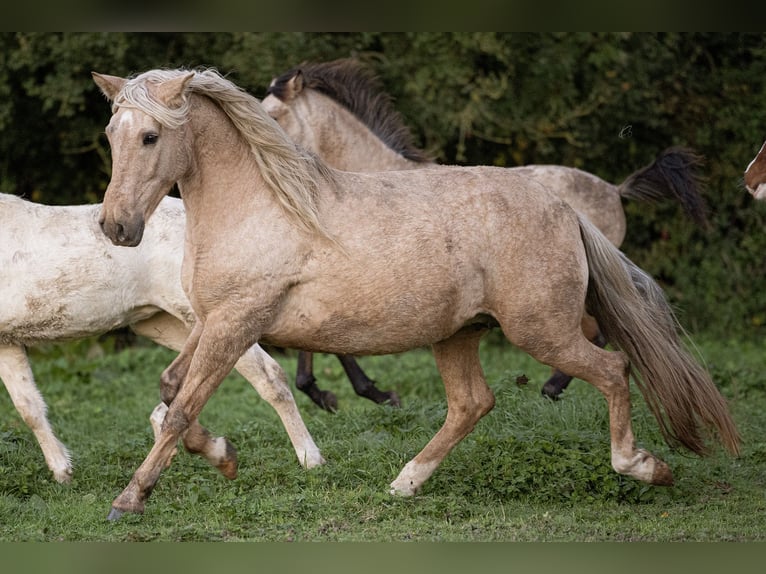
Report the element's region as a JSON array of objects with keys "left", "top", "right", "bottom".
[
  {"left": 304, "top": 92, "right": 423, "bottom": 172},
  {"left": 178, "top": 101, "right": 288, "bottom": 242}
]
